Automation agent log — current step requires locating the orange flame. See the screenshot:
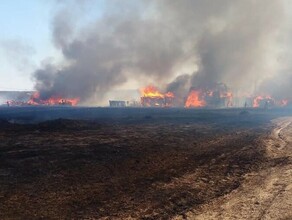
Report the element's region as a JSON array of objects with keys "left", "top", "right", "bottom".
[
  {"left": 185, "top": 90, "right": 206, "bottom": 108},
  {"left": 140, "top": 85, "right": 174, "bottom": 98},
  {"left": 253, "top": 95, "right": 272, "bottom": 108},
  {"left": 280, "top": 99, "right": 288, "bottom": 106},
  {"left": 140, "top": 85, "right": 164, "bottom": 98},
  {"left": 28, "top": 92, "right": 79, "bottom": 106},
  {"left": 165, "top": 91, "right": 175, "bottom": 98},
  {"left": 221, "top": 91, "right": 233, "bottom": 107},
  {"left": 140, "top": 85, "right": 175, "bottom": 107}
]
